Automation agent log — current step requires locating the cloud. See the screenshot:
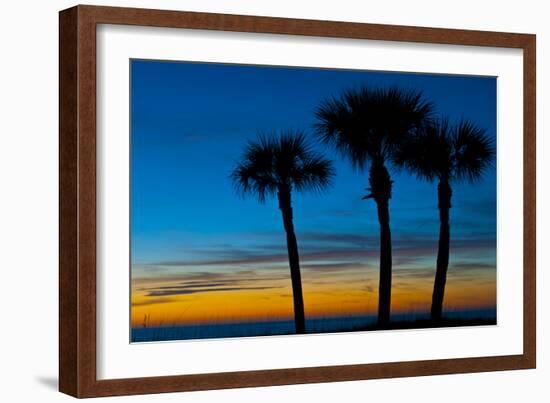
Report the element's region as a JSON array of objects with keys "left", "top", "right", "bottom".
[
  {"left": 394, "top": 268, "right": 435, "bottom": 280},
  {"left": 132, "top": 297, "right": 176, "bottom": 307},
  {"left": 137, "top": 229, "right": 496, "bottom": 279},
  {"left": 152, "top": 281, "right": 237, "bottom": 290},
  {"left": 299, "top": 232, "right": 378, "bottom": 246},
  {"left": 146, "top": 286, "right": 279, "bottom": 297},
  {"left": 133, "top": 268, "right": 289, "bottom": 286},
  {"left": 153, "top": 253, "right": 286, "bottom": 267},
  {"left": 149, "top": 234, "right": 379, "bottom": 268},
  {"left": 147, "top": 238, "right": 494, "bottom": 269},
  {"left": 301, "top": 262, "right": 365, "bottom": 272},
  {"left": 135, "top": 268, "right": 289, "bottom": 298},
  {"left": 449, "top": 262, "right": 496, "bottom": 271}
]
